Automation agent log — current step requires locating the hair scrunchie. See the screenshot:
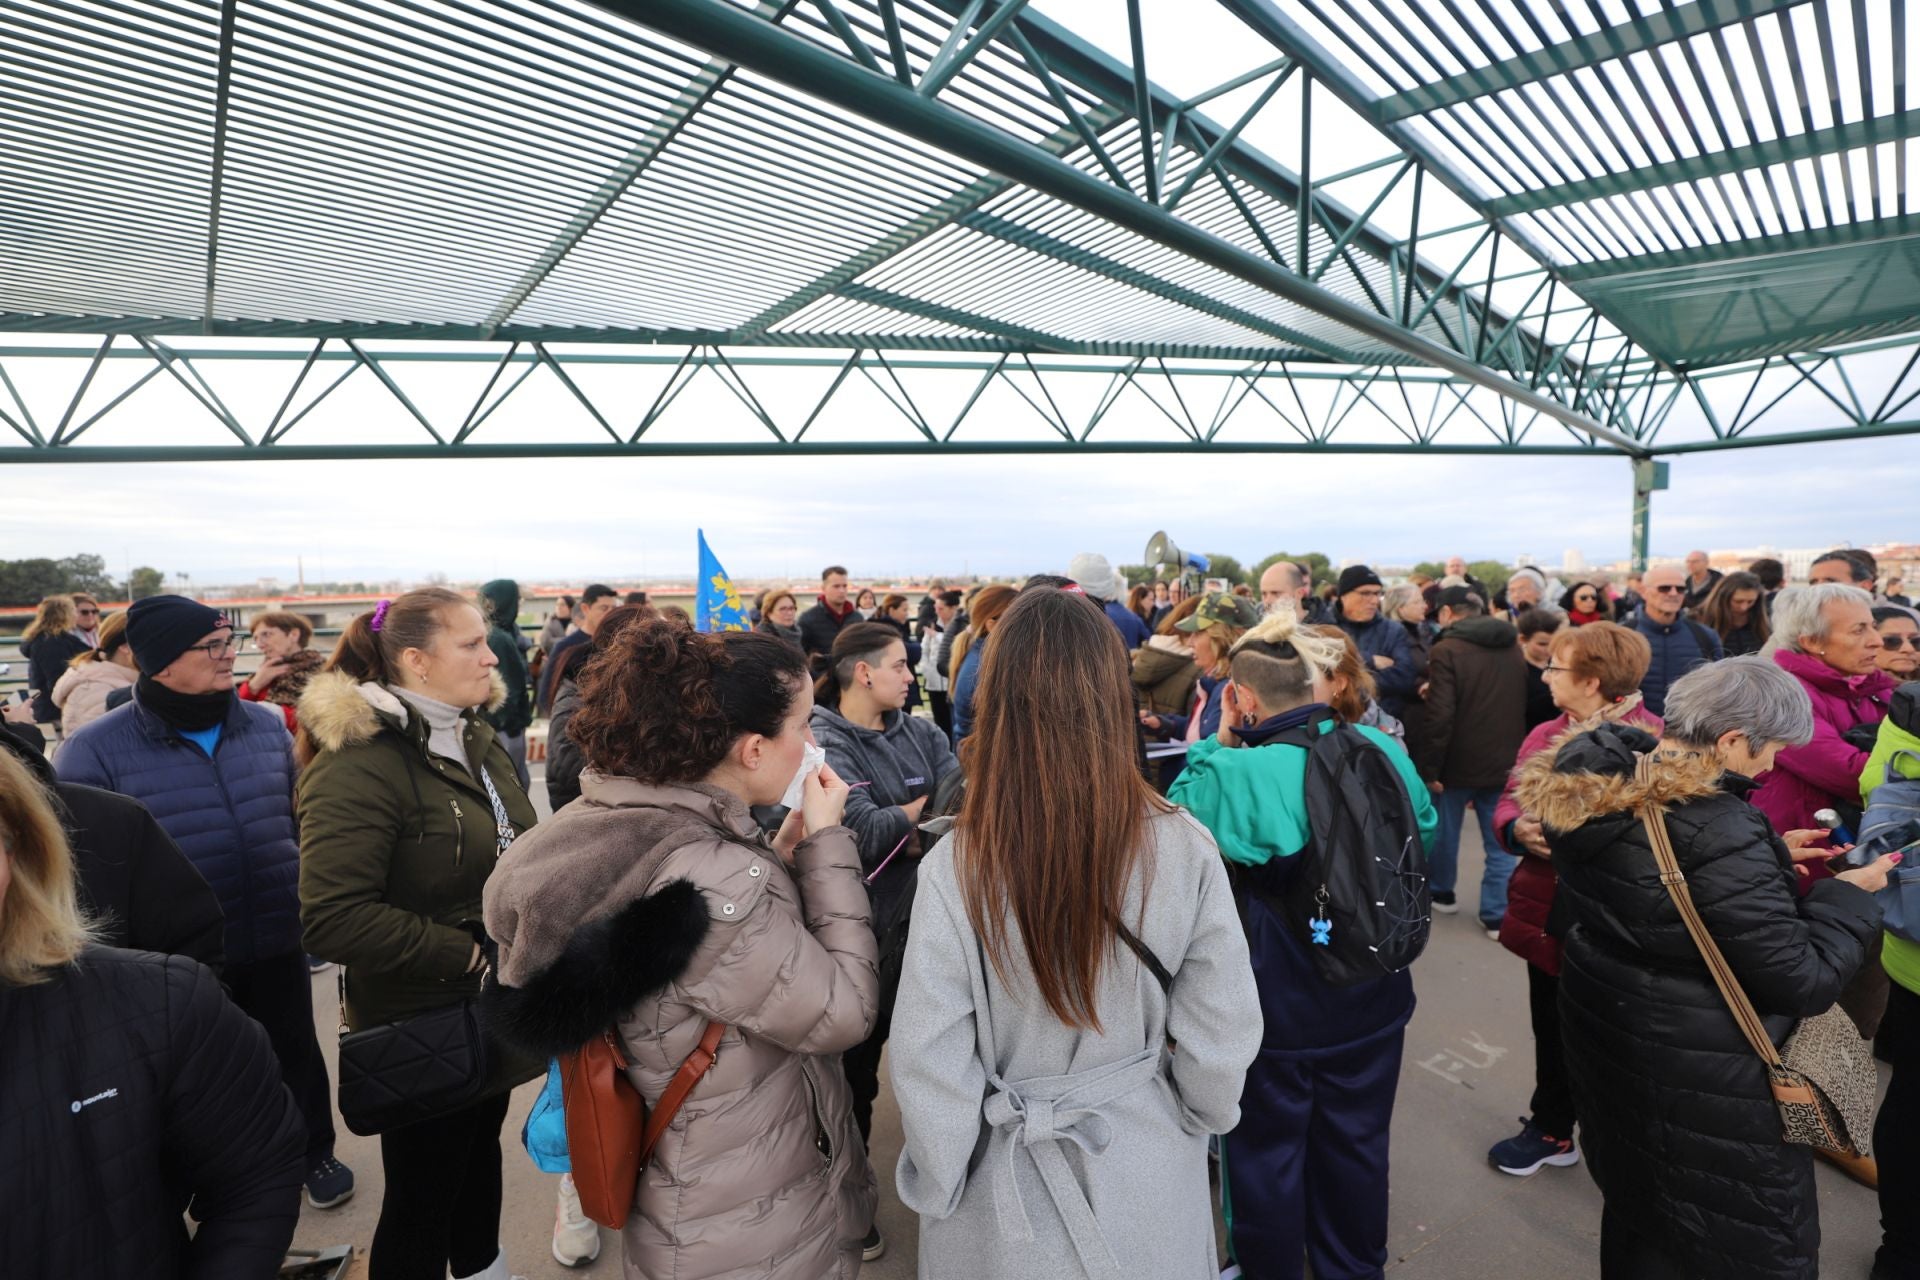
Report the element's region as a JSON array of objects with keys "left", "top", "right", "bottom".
[{"left": 370, "top": 599, "right": 392, "bottom": 633}]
